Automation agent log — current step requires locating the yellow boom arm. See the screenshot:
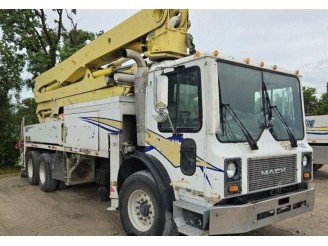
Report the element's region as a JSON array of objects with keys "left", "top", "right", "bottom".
[{"left": 34, "top": 9, "right": 190, "bottom": 121}]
